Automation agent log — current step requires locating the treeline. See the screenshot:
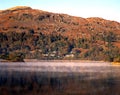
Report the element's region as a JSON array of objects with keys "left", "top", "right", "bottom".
[{"left": 0, "top": 30, "right": 120, "bottom": 62}]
